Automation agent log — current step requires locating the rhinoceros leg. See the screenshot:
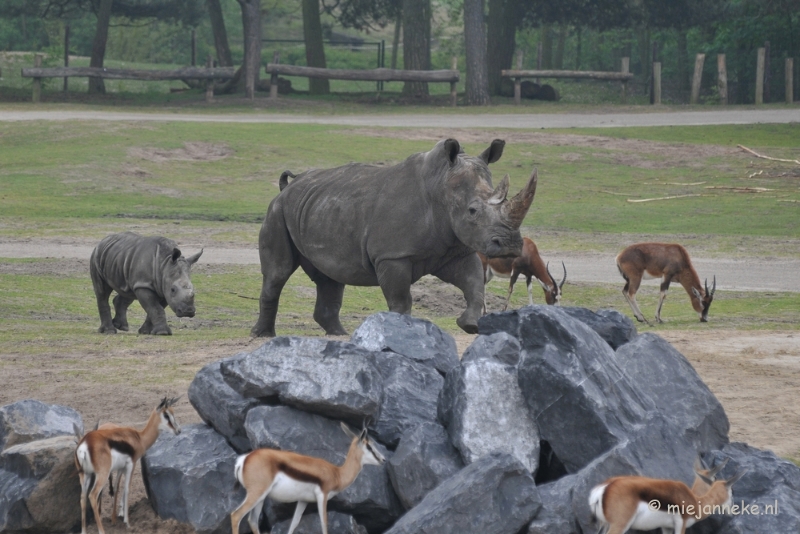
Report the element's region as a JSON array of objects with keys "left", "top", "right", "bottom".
[
  {"left": 112, "top": 294, "right": 134, "bottom": 331},
  {"left": 251, "top": 217, "right": 300, "bottom": 338},
  {"left": 433, "top": 254, "right": 484, "bottom": 334},
  {"left": 300, "top": 260, "right": 348, "bottom": 336},
  {"left": 91, "top": 273, "right": 117, "bottom": 334},
  {"left": 134, "top": 288, "right": 172, "bottom": 335},
  {"left": 376, "top": 260, "right": 413, "bottom": 314}
]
